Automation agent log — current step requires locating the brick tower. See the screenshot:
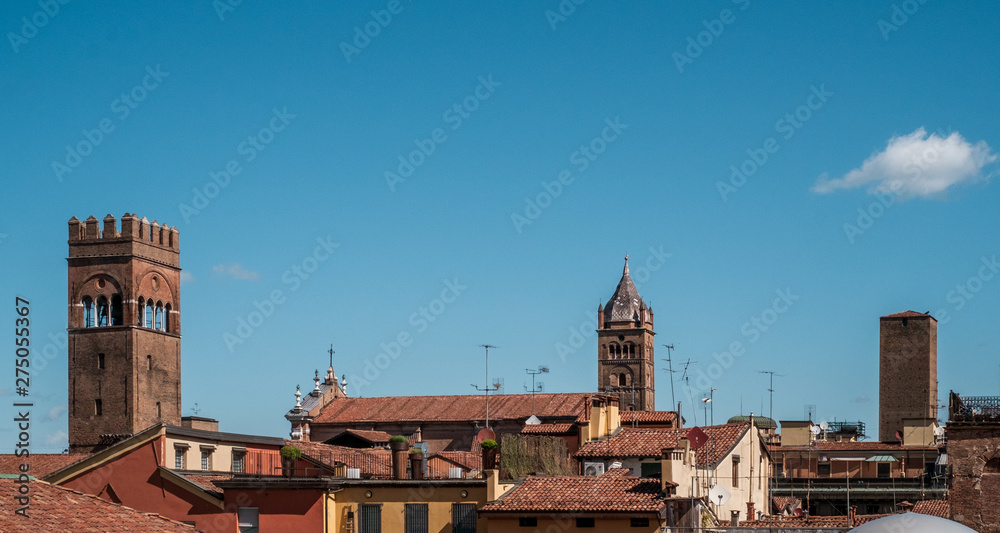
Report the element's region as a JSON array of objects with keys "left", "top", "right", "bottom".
[
  {"left": 597, "top": 256, "right": 655, "bottom": 411},
  {"left": 878, "top": 311, "right": 937, "bottom": 443},
  {"left": 67, "top": 214, "right": 181, "bottom": 452}
]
